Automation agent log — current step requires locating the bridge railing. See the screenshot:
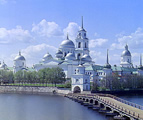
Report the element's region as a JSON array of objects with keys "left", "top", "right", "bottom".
[
  {"left": 95, "top": 95, "right": 141, "bottom": 119},
  {"left": 83, "top": 93, "right": 143, "bottom": 110},
  {"left": 66, "top": 93, "right": 142, "bottom": 119}
]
